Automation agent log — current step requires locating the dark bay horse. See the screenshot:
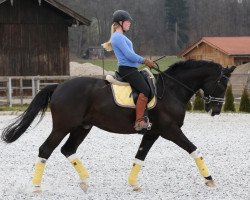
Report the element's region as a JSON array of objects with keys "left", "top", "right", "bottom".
[{"left": 1, "top": 60, "right": 235, "bottom": 192}]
